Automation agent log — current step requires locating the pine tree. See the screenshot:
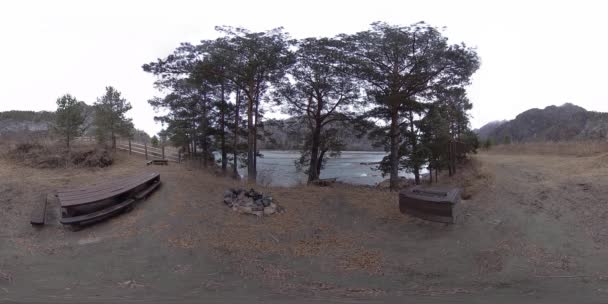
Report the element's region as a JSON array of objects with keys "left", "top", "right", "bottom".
[
  {"left": 275, "top": 37, "right": 360, "bottom": 183},
  {"left": 94, "top": 86, "right": 133, "bottom": 149},
  {"left": 343, "top": 22, "right": 480, "bottom": 189},
  {"left": 54, "top": 94, "right": 86, "bottom": 150}
]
